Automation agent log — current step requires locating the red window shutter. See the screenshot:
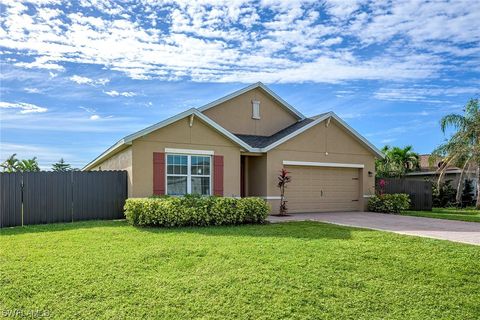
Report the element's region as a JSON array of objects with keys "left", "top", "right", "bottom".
[
  {"left": 153, "top": 152, "right": 165, "bottom": 195},
  {"left": 213, "top": 155, "right": 224, "bottom": 196}
]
